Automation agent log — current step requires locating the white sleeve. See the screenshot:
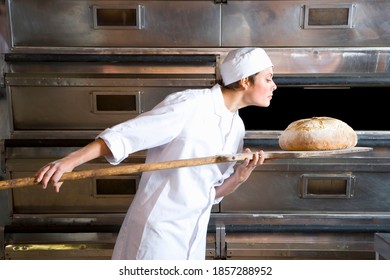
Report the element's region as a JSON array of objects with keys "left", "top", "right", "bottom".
[{"left": 97, "top": 90, "right": 202, "bottom": 164}]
